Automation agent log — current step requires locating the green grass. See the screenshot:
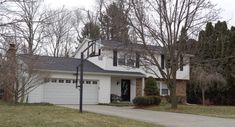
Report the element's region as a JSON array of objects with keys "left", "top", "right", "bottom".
[
  {"left": 0, "top": 101, "right": 160, "bottom": 127},
  {"left": 145, "top": 103, "right": 235, "bottom": 119},
  {"left": 100, "top": 102, "right": 134, "bottom": 107}
]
